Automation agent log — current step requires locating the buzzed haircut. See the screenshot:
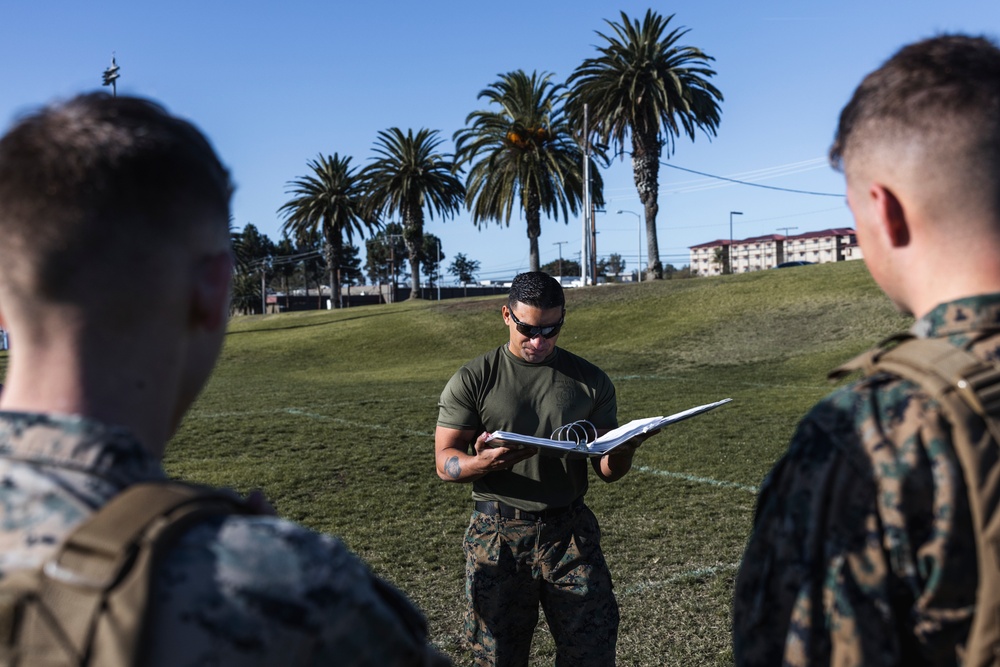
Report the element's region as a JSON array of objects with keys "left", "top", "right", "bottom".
[
  {"left": 830, "top": 34, "right": 1000, "bottom": 172},
  {"left": 0, "top": 93, "right": 232, "bottom": 302},
  {"left": 508, "top": 271, "right": 565, "bottom": 310}
]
